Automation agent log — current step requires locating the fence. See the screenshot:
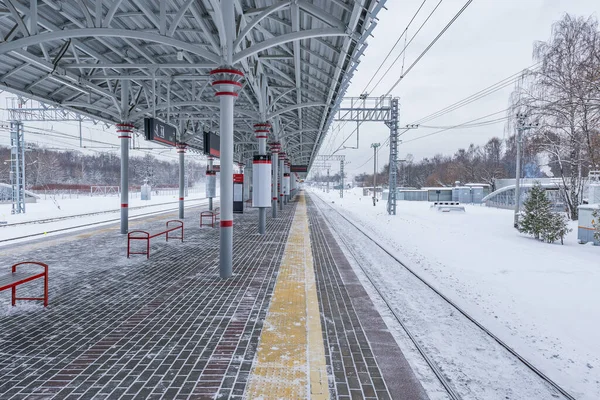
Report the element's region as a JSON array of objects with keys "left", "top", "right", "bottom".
[{"left": 30, "top": 186, "right": 204, "bottom": 200}]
